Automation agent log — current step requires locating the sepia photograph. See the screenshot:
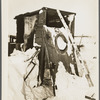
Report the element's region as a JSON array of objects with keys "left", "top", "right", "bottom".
[{"left": 2, "top": 0, "right": 99, "bottom": 100}]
